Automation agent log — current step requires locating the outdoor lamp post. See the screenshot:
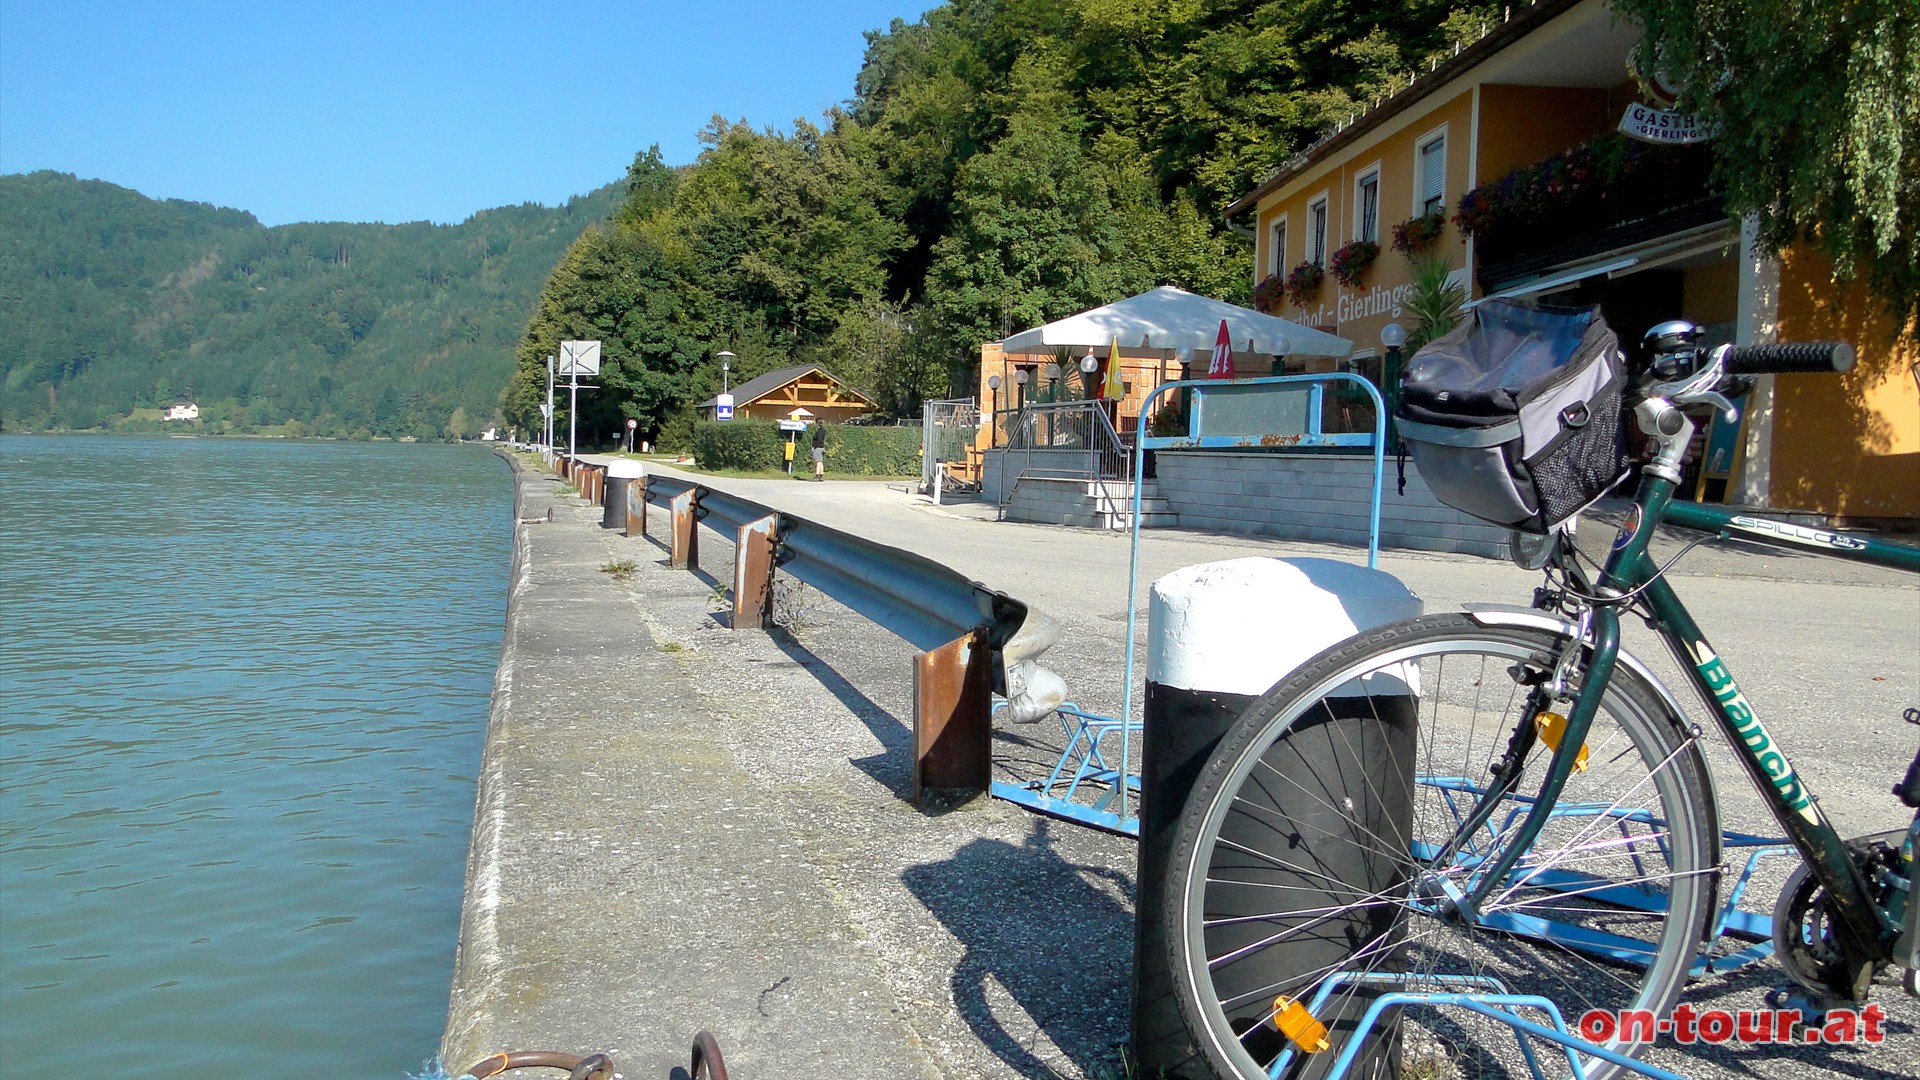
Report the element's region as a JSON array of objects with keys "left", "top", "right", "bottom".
[
  {"left": 1270, "top": 333, "right": 1291, "bottom": 377},
  {"left": 716, "top": 350, "right": 734, "bottom": 394},
  {"left": 1380, "top": 322, "right": 1407, "bottom": 448},
  {"left": 1079, "top": 351, "right": 1100, "bottom": 399},
  {"left": 1042, "top": 362, "right": 1063, "bottom": 402},
  {"left": 986, "top": 374, "right": 1002, "bottom": 448},
  {"left": 1013, "top": 366, "right": 1030, "bottom": 411}
]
